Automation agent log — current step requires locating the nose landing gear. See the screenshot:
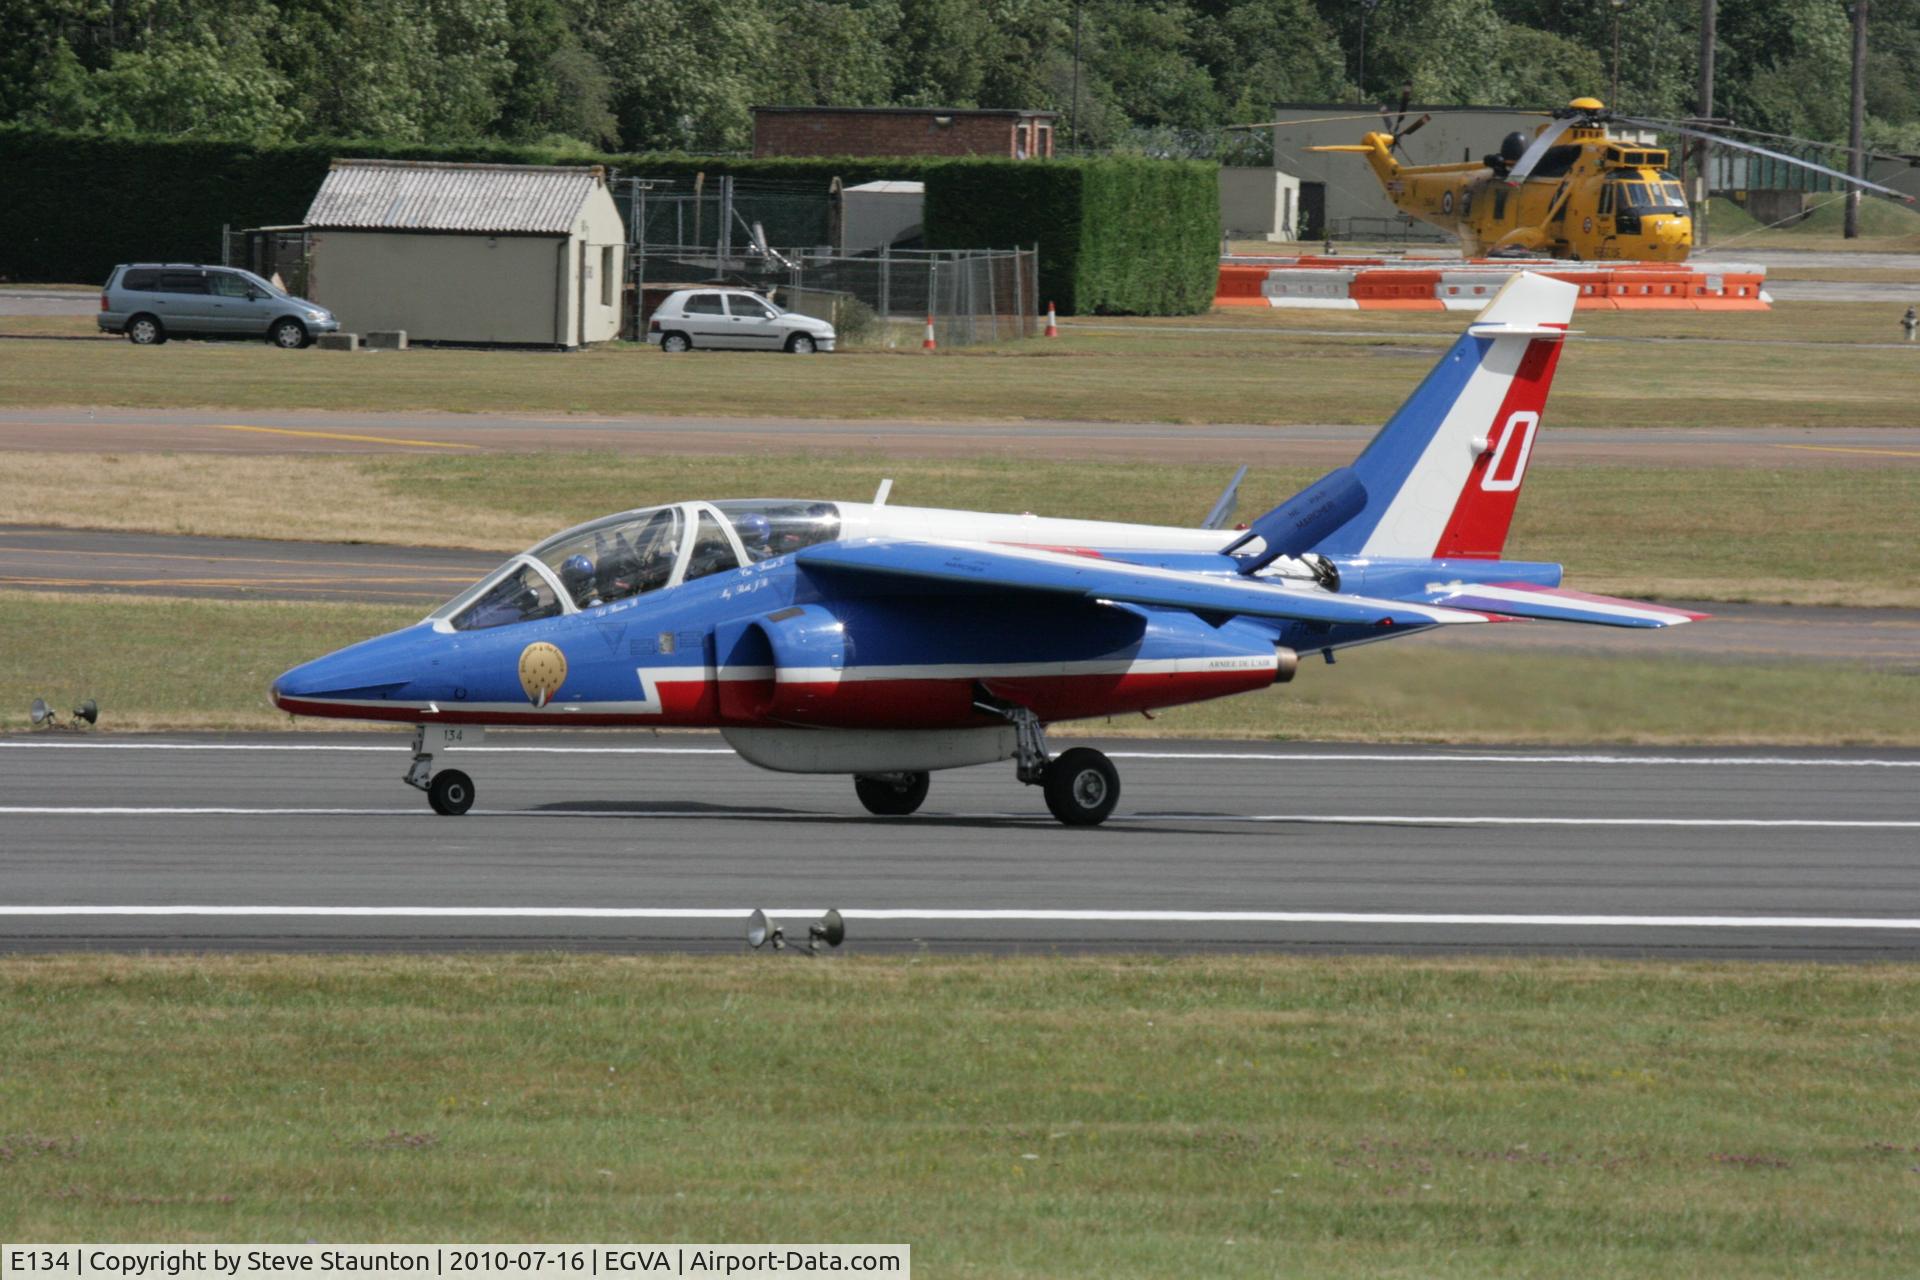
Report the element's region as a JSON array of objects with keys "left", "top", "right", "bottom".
[
  {"left": 976, "top": 695, "right": 1121, "bottom": 827},
  {"left": 406, "top": 725, "right": 476, "bottom": 816}
]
